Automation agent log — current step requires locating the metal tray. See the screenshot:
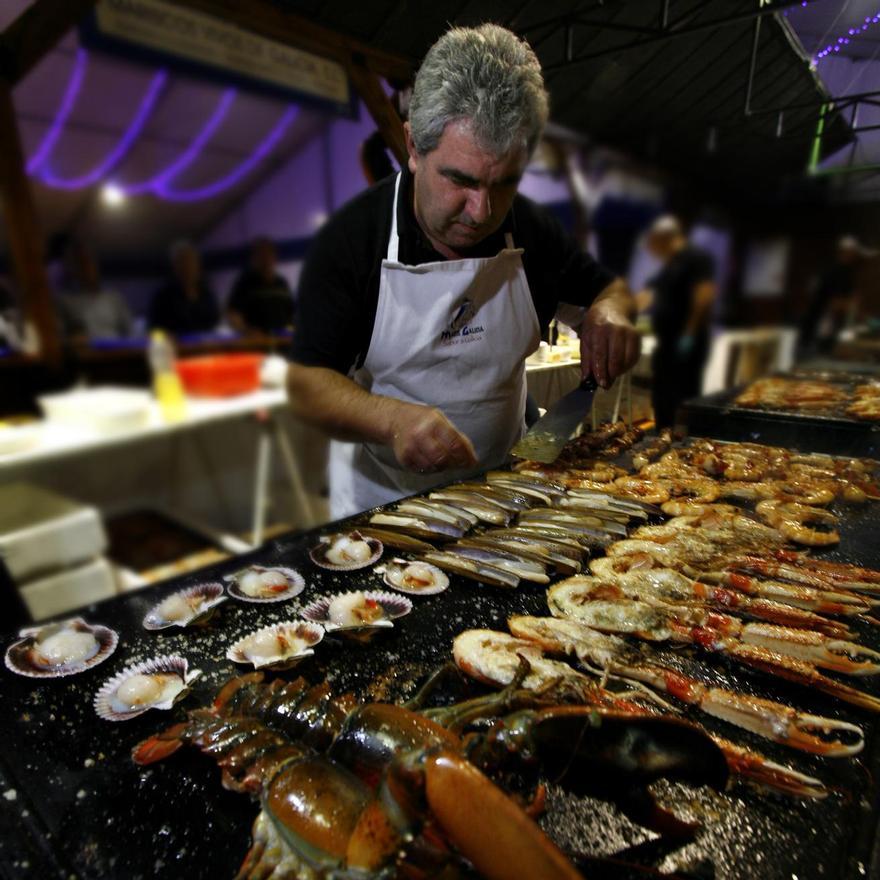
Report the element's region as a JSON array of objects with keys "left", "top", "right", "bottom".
[
  {"left": 681, "top": 386, "right": 880, "bottom": 457},
  {"left": 1, "top": 497, "right": 879, "bottom": 879}
]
